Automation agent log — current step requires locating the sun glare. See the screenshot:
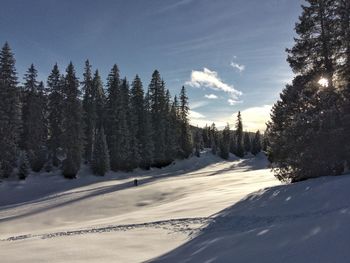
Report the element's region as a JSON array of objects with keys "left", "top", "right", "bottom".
[{"left": 318, "top": 77, "right": 329, "bottom": 87}]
